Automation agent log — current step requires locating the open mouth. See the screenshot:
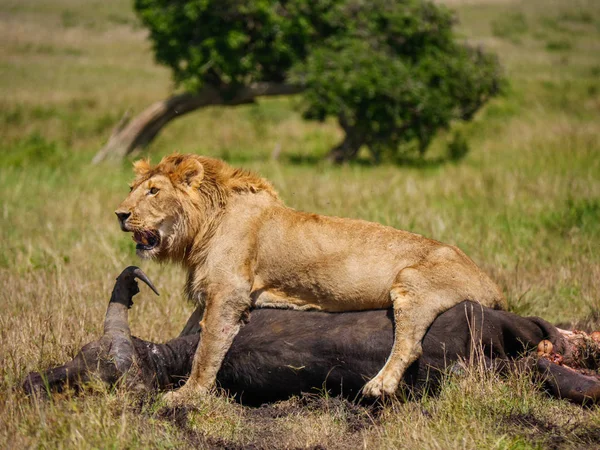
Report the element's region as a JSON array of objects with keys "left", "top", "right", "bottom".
[{"left": 132, "top": 229, "right": 161, "bottom": 251}]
